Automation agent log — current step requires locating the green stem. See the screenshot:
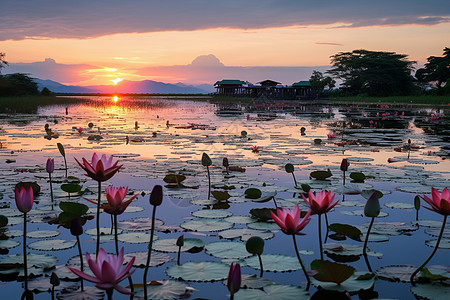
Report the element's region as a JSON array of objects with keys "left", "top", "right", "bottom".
[
  {"left": 143, "top": 205, "right": 157, "bottom": 299},
  {"left": 64, "top": 157, "right": 68, "bottom": 178},
  {"left": 230, "top": 293, "right": 234, "bottom": 300},
  {"left": 106, "top": 289, "right": 113, "bottom": 300},
  {"left": 363, "top": 217, "right": 375, "bottom": 257},
  {"left": 23, "top": 212, "right": 28, "bottom": 292},
  {"left": 96, "top": 181, "right": 101, "bottom": 256},
  {"left": 292, "top": 173, "right": 297, "bottom": 187},
  {"left": 292, "top": 234, "right": 310, "bottom": 289},
  {"left": 258, "top": 254, "right": 264, "bottom": 277},
  {"left": 318, "top": 214, "right": 323, "bottom": 260},
  {"left": 76, "top": 234, "right": 84, "bottom": 291},
  {"left": 410, "top": 215, "right": 447, "bottom": 286},
  {"left": 207, "top": 166, "right": 211, "bottom": 200},
  {"left": 177, "top": 245, "right": 181, "bottom": 265},
  {"left": 110, "top": 214, "right": 114, "bottom": 235},
  {"left": 49, "top": 173, "right": 54, "bottom": 203},
  {"left": 324, "top": 213, "right": 329, "bottom": 244},
  {"left": 363, "top": 253, "right": 373, "bottom": 273},
  {"left": 343, "top": 171, "right": 346, "bottom": 185},
  {"left": 114, "top": 215, "right": 119, "bottom": 255}
]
